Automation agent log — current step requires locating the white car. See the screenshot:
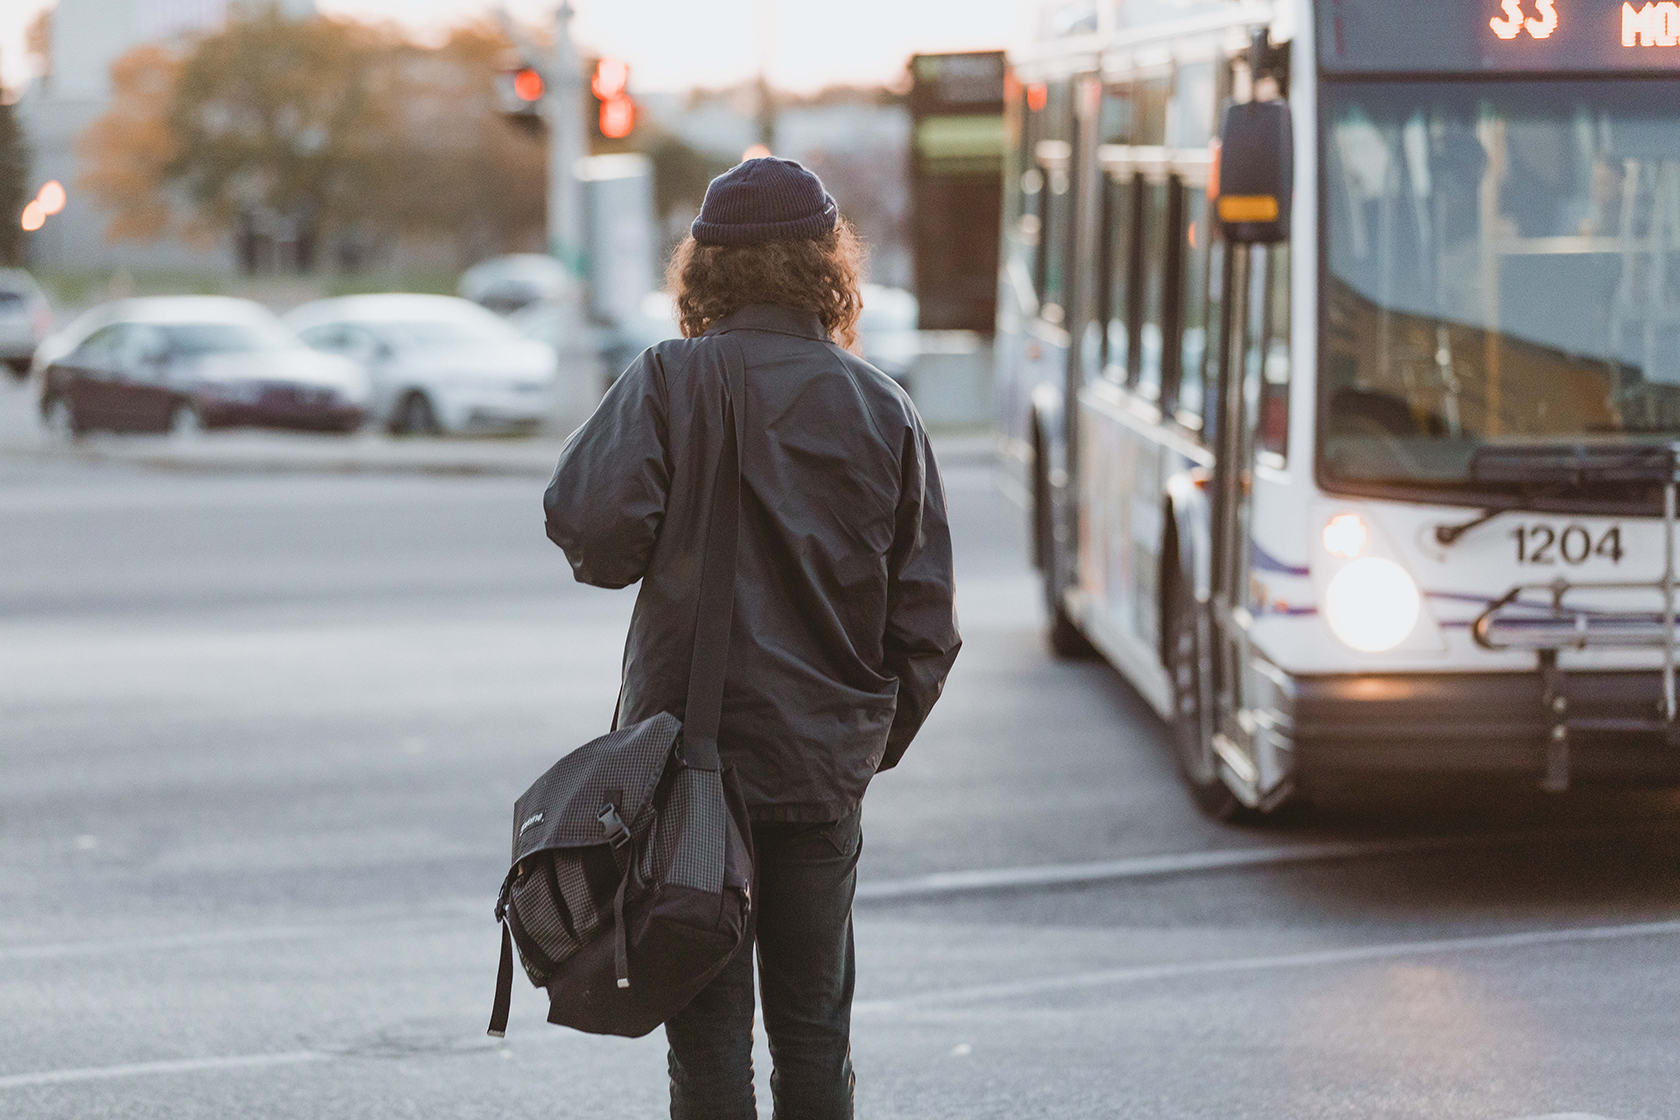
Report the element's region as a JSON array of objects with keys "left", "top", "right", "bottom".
[
  {"left": 285, "top": 294, "right": 561, "bottom": 436},
  {"left": 510, "top": 289, "right": 681, "bottom": 380},
  {"left": 0, "top": 269, "right": 53, "bottom": 378},
  {"left": 458, "top": 254, "right": 574, "bottom": 316},
  {"left": 857, "top": 283, "right": 920, "bottom": 384}
]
